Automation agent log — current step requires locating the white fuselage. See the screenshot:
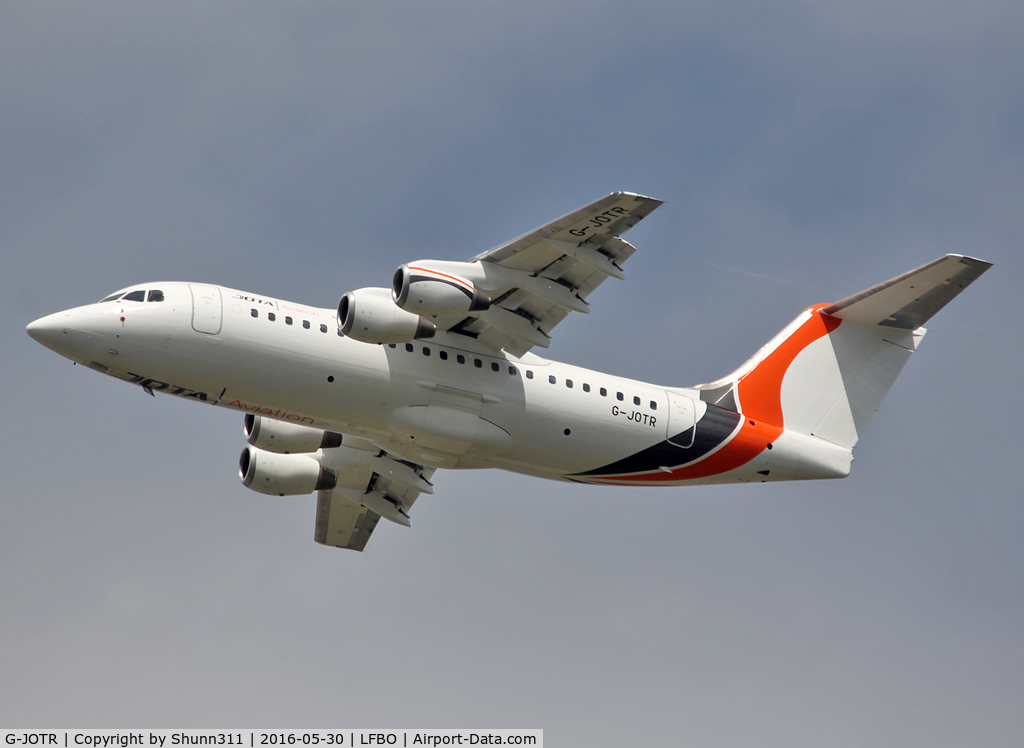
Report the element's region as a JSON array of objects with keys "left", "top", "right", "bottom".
[{"left": 26, "top": 282, "right": 851, "bottom": 486}]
